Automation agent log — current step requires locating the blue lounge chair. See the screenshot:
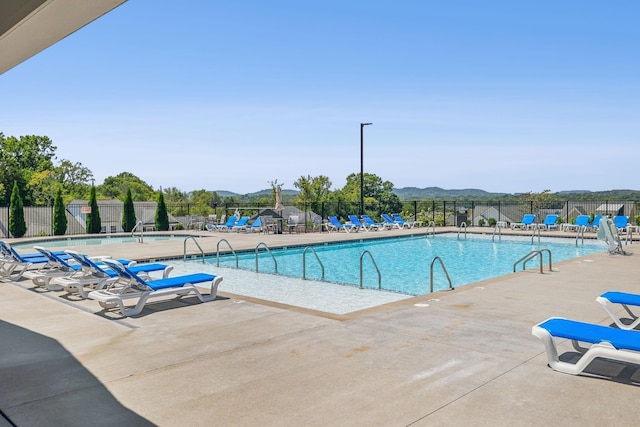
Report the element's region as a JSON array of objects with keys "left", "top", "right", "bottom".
[
  {"left": 532, "top": 317, "right": 640, "bottom": 375},
  {"left": 246, "top": 217, "right": 263, "bottom": 233},
  {"left": 510, "top": 214, "right": 536, "bottom": 230},
  {"left": 361, "top": 215, "right": 386, "bottom": 230},
  {"left": 327, "top": 216, "right": 357, "bottom": 233},
  {"left": 348, "top": 214, "right": 375, "bottom": 231},
  {"left": 208, "top": 215, "right": 237, "bottom": 232},
  {"left": 392, "top": 213, "right": 416, "bottom": 229},
  {"left": 614, "top": 215, "right": 629, "bottom": 233},
  {"left": 563, "top": 215, "right": 590, "bottom": 232},
  {"left": 88, "top": 259, "right": 223, "bottom": 316},
  {"left": 231, "top": 216, "right": 250, "bottom": 232},
  {"left": 381, "top": 214, "right": 402, "bottom": 229},
  {"left": 55, "top": 251, "right": 173, "bottom": 298},
  {"left": 22, "top": 246, "right": 84, "bottom": 290},
  {"left": 597, "top": 291, "right": 640, "bottom": 330},
  {"left": 537, "top": 214, "right": 559, "bottom": 231},
  {"left": 590, "top": 214, "right": 604, "bottom": 232}
]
